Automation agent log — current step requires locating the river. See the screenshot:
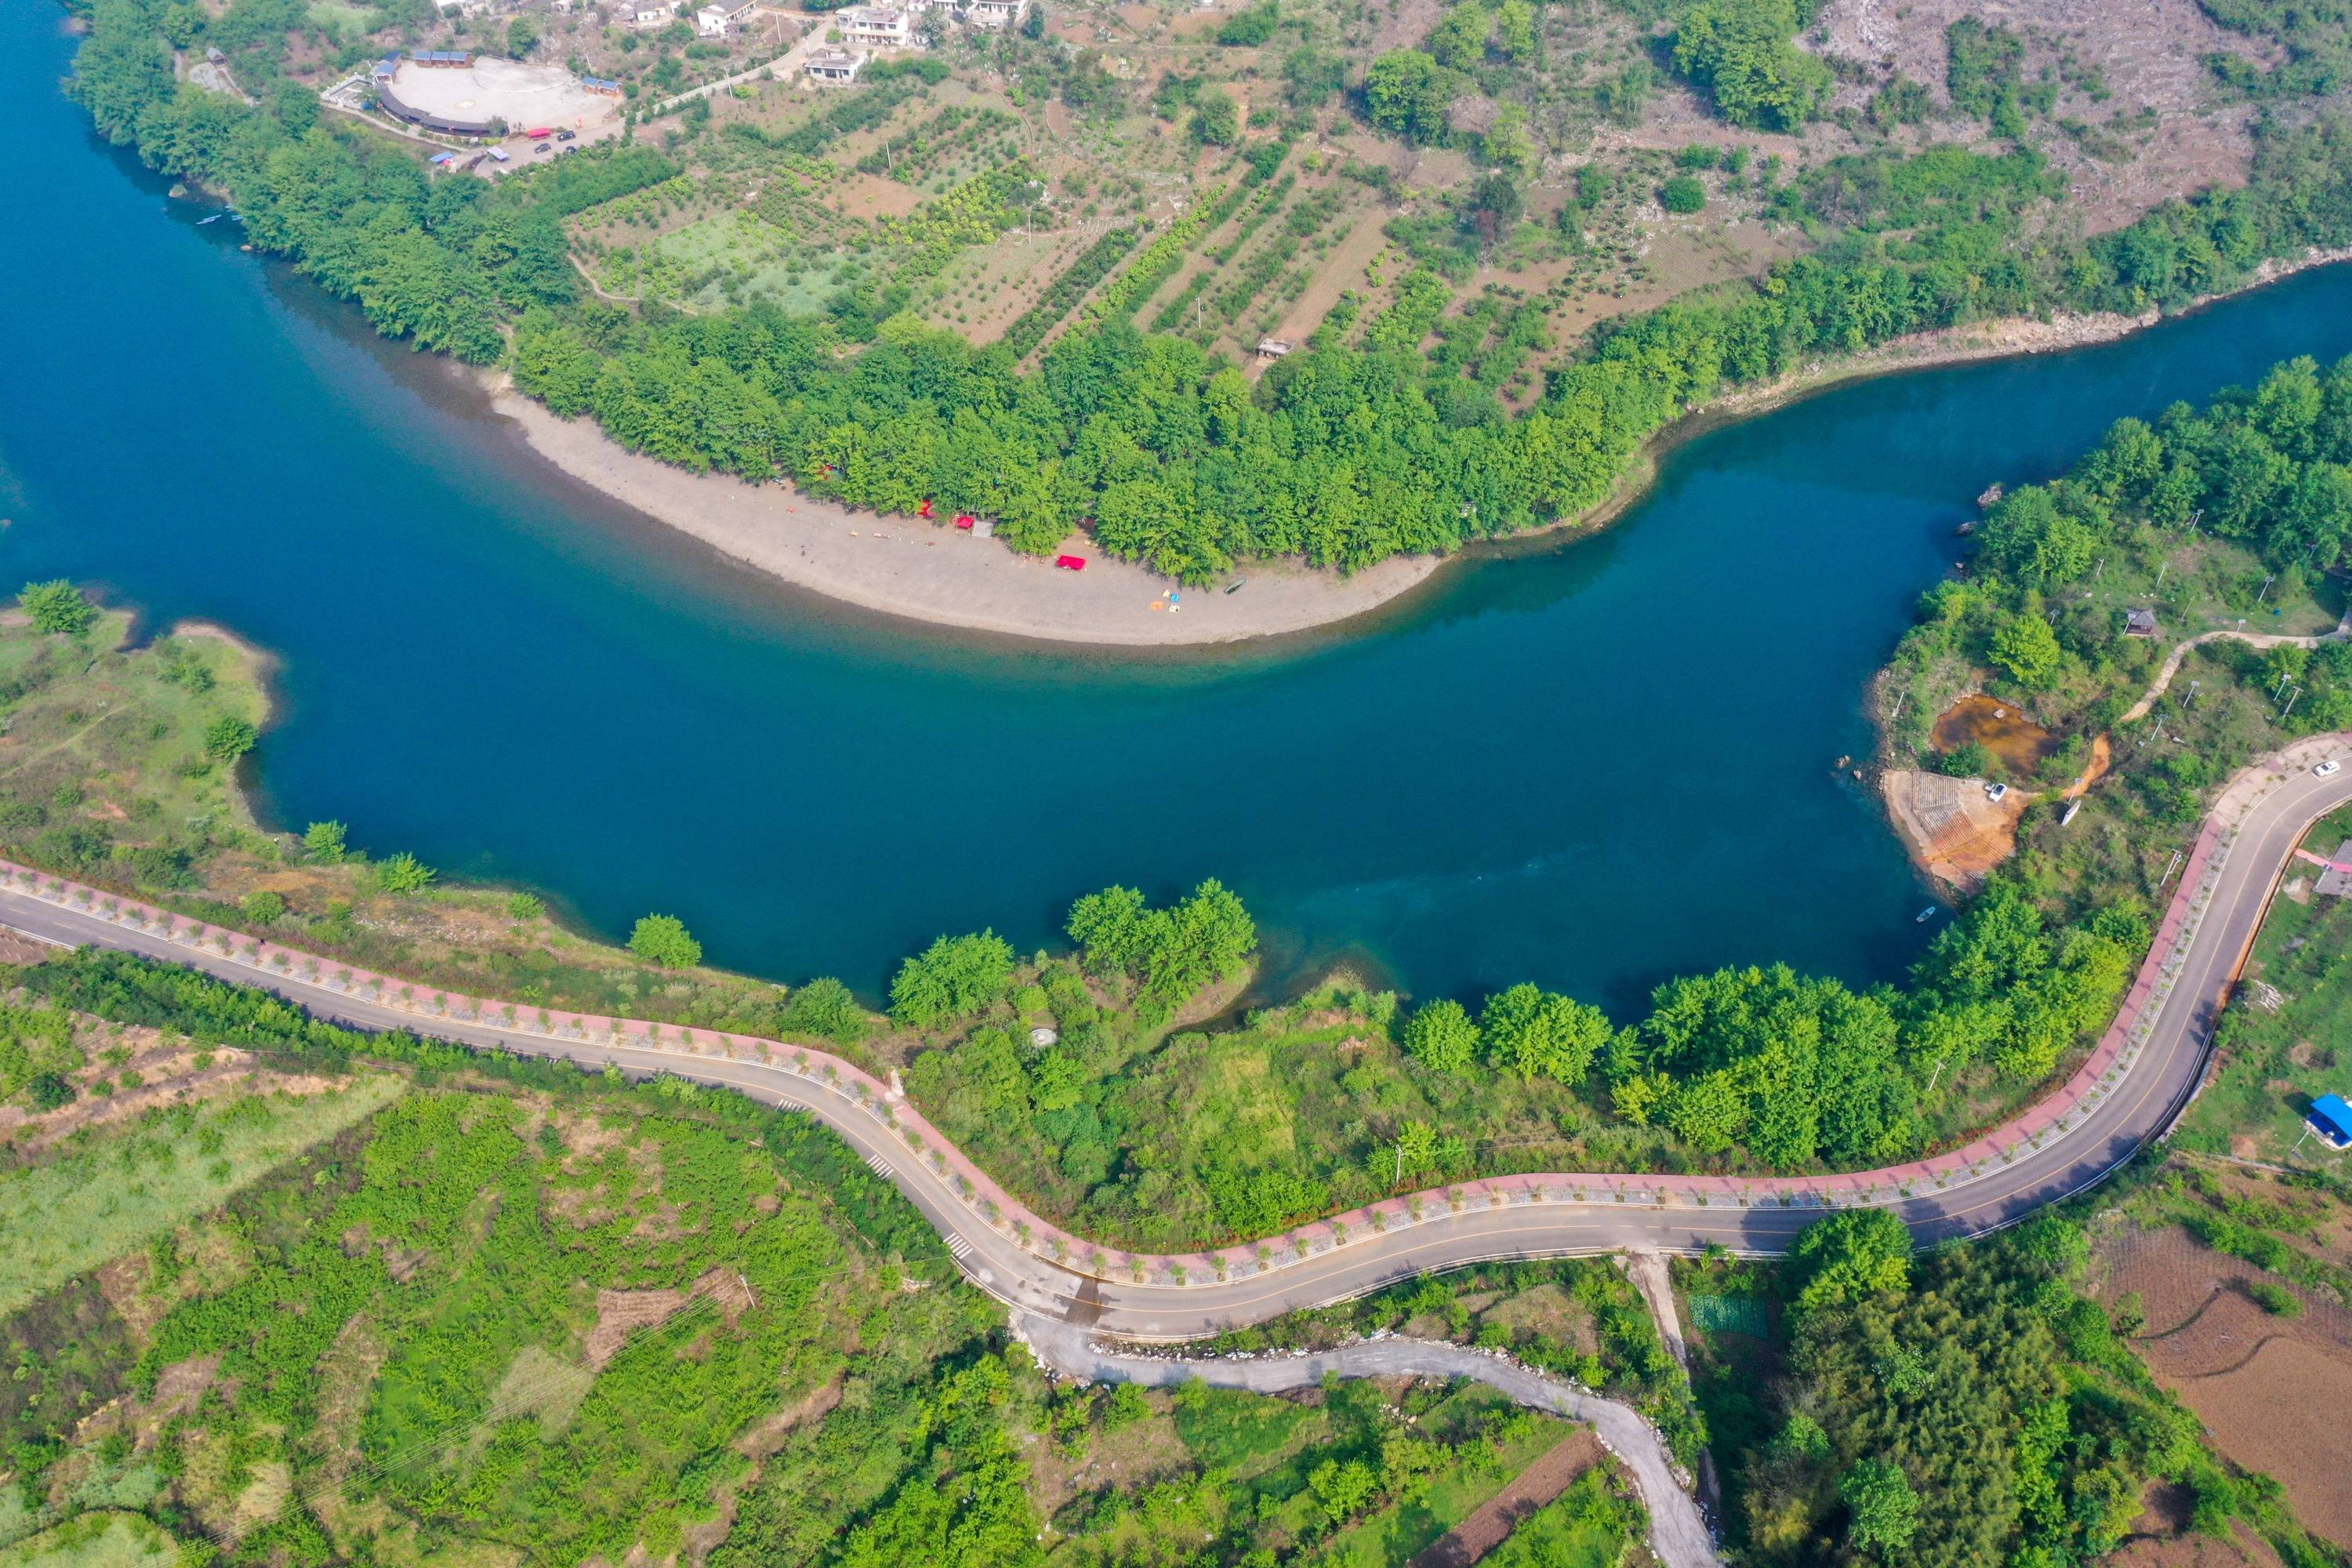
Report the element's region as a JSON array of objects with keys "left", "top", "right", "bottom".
[{"left": 8, "top": 5, "right": 2352, "bottom": 1013}]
